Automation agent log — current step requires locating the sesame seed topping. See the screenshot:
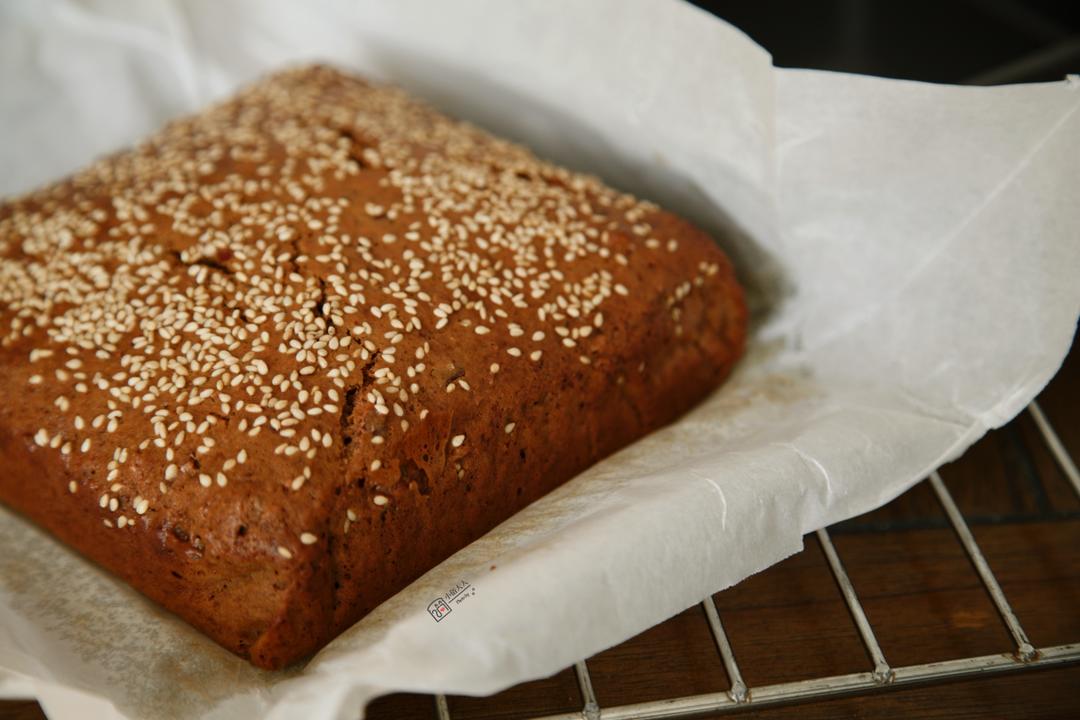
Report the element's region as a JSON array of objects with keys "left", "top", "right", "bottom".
[
  {"left": 277, "top": 546, "right": 293, "bottom": 559},
  {"left": 504, "top": 422, "right": 515, "bottom": 434},
  {"left": 0, "top": 66, "right": 683, "bottom": 544},
  {"left": 300, "top": 532, "right": 318, "bottom": 545}
]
